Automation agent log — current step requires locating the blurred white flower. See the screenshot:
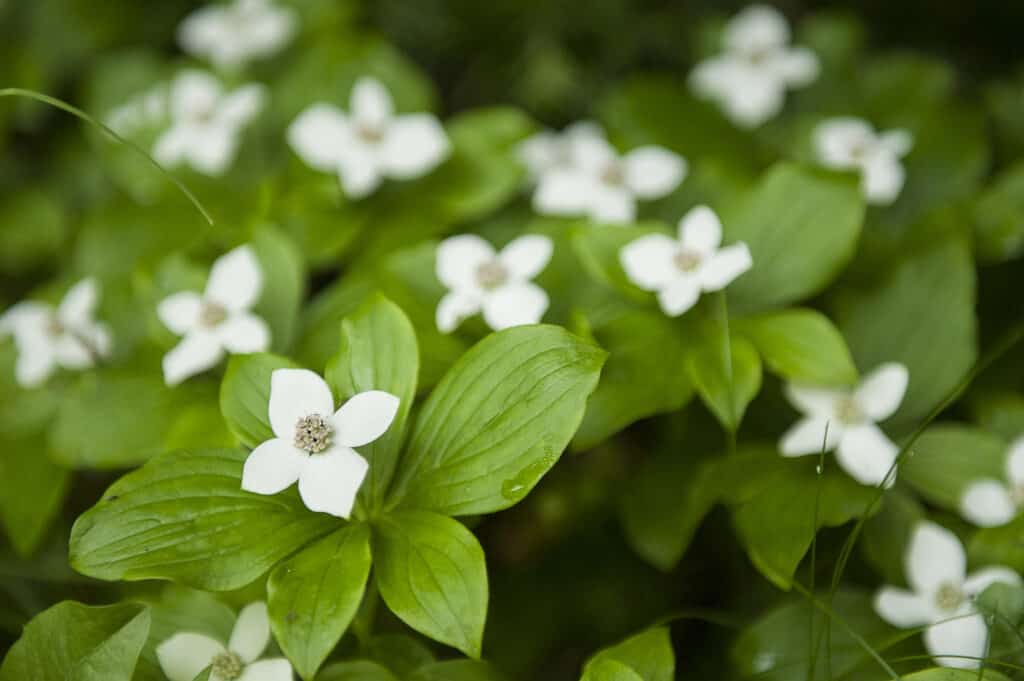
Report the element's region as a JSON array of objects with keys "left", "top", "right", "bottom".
[
  {"left": 780, "top": 363, "right": 908, "bottom": 487},
  {"left": 153, "top": 70, "right": 266, "bottom": 176},
  {"left": 178, "top": 0, "right": 297, "bottom": 71},
  {"left": 814, "top": 117, "right": 913, "bottom": 205},
  {"left": 619, "top": 205, "right": 751, "bottom": 316},
  {"left": 0, "top": 278, "right": 111, "bottom": 388},
  {"left": 287, "top": 76, "right": 450, "bottom": 198},
  {"left": 517, "top": 120, "right": 605, "bottom": 180},
  {"left": 157, "top": 602, "right": 292, "bottom": 681},
  {"left": 158, "top": 245, "right": 270, "bottom": 386},
  {"left": 533, "top": 135, "right": 686, "bottom": 223},
  {"left": 105, "top": 87, "right": 167, "bottom": 136},
  {"left": 241, "top": 369, "right": 399, "bottom": 518},
  {"left": 960, "top": 437, "right": 1024, "bottom": 528},
  {"left": 690, "top": 5, "right": 819, "bottom": 128},
  {"left": 435, "top": 234, "right": 553, "bottom": 333},
  {"left": 875, "top": 521, "right": 1020, "bottom": 669}
]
